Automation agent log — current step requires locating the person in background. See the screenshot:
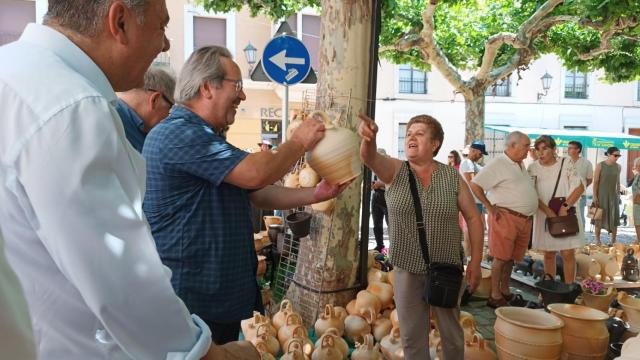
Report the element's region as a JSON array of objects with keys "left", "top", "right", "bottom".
[
  {"left": 448, "top": 150, "right": 461, "bottom": 170},
  {"left": 371, "top": 148, "right": 390, "bottom": 252},
  {"left": 143, "top": 45, "right": 350, "bottom": 345},
  {"left": 359, "top": 113, "right": 483, "bottom": 360},
  {"left": 528, "top": 136, "right": 584, "bottom": 284},
  {"left": 116, "top": 64, "right": 175, "bottom": 152},
  {"left": 593, "top": 146, "right": 622, "bottom": 245},
  {"left": 567, "top": 141, "right": 593, "bottom": 224},
  {"left": 258, "top": 139, "right": 274, "bottom": 152},
  {"left": 0, "top": 0, "right": 257, "bottom": 358},
  {"left": 470, "top": 132, "right": 538, "bottom": 308},
  {"left": 630, "top": 158, "right": 640, "bottom": 245},
  {"left": 460, "top": 141, "right": 488, "bottom": 215}
]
